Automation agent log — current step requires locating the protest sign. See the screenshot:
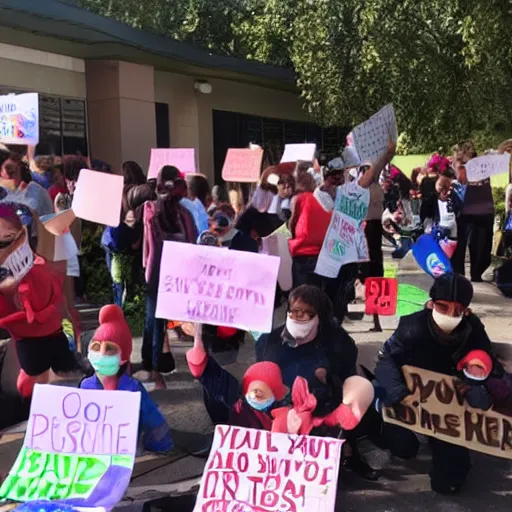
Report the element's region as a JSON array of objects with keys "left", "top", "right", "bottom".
[
  {"left": 315, "top": 182, "right": 370, "bottom": 278},
  {"left": 148, "top": 148, "right": 196, "bottom": 179},
  {"left": 365, "top": 277, "right": 398, "bottom": 316},
  {"left": 72, "top": 169, "right": 123, "bottom": 227},
  {"left": 383, "top": 366, "right": 512, "bottom": 460},
  {"left": 0, "top": 384, "right": 141, "bottom": 507},
  {"left": 465, "top": 153, "right": 511, "bottom": 182},
  {"left": 156, "top": 242, "right": 280, "bottom": 332},
  {"left": 261, "top": 232, "right": 293, "bottom": 292},
  {"left": 280, "top": 143, "right": 316, "bottom": 163},
  {"left": 193, "top": 425, "right": 343, "bottom": 512},
  {"left": 351, "top": 104, "right": 398, "bottom": 163},
  {"left": 0, "top": 93, "right": 39, "bottom": 145},
  {"left": 222, "top": 148, "right": 264, "bottom": 183}
]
